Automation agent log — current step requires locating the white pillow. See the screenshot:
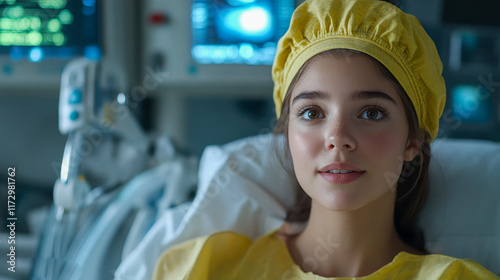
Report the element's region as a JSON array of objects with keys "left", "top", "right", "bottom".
[
  {"left": 417, "top": 138, "right": 500, "bottom": 275},
  {"left": 115, "top": 134, "right": 298, "bottom": 280}
]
